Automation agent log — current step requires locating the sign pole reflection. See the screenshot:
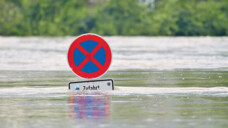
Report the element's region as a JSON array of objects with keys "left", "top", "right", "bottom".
[{"left": 68, "top": 91, "right": 111, "bottom": 122}]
